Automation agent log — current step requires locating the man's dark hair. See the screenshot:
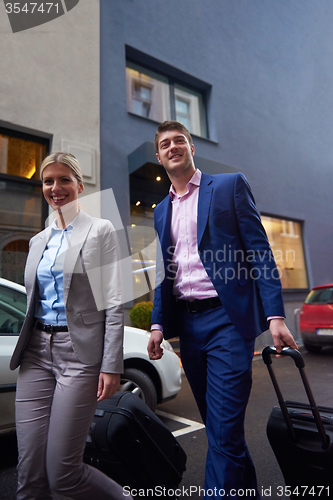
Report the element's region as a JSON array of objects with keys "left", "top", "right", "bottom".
[{"left": 154, "top": 120, "right": 193, "bottom": 153}]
